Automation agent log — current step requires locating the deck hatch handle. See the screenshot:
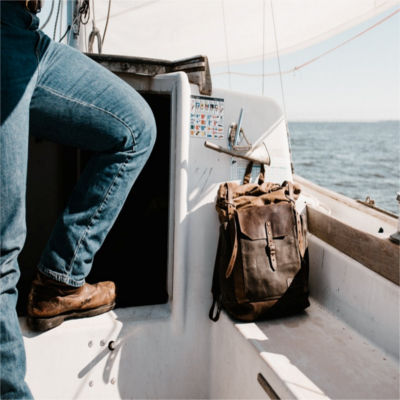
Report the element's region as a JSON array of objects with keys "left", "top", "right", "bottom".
[{"left": 257, "top": 373, "right": 280, "bottom": 400}]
